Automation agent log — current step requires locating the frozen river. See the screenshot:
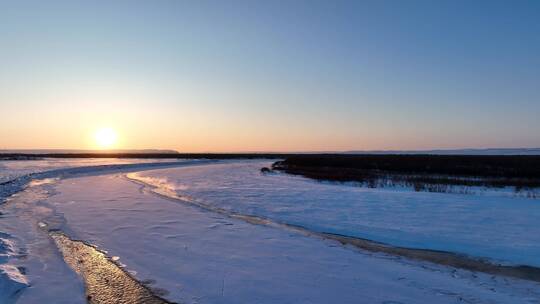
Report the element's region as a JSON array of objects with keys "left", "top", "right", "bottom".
[{"left": 1, "top": 159, "right": 539, "bottom": 303}]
